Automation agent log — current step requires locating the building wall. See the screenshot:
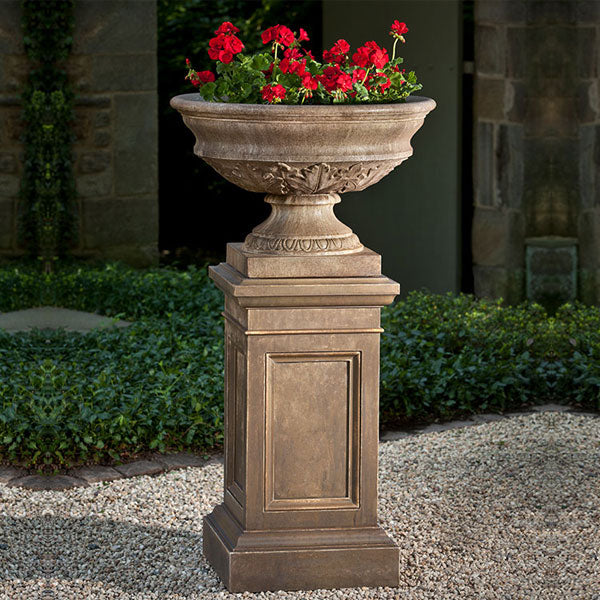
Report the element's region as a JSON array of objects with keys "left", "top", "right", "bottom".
[
  {"left": 323, "top": 0, "right": 462, "bottom": 294},
  {"left": 0, "top": 0, "right": 158, "bottom": 267},
  {"left": 473, "top": 0, "right": 600, "bottom": 303}
]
